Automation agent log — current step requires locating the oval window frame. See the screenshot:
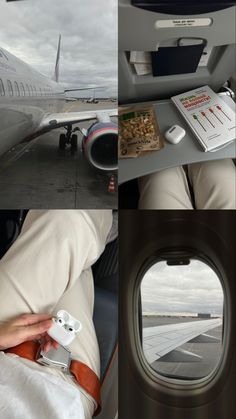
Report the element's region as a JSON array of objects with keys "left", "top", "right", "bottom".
[
  {"left": 129, "top": 245, "right": 231, "bottom": 407},
  {"left": 139, "top": 251, "right": 225, "bottom": 383}
]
